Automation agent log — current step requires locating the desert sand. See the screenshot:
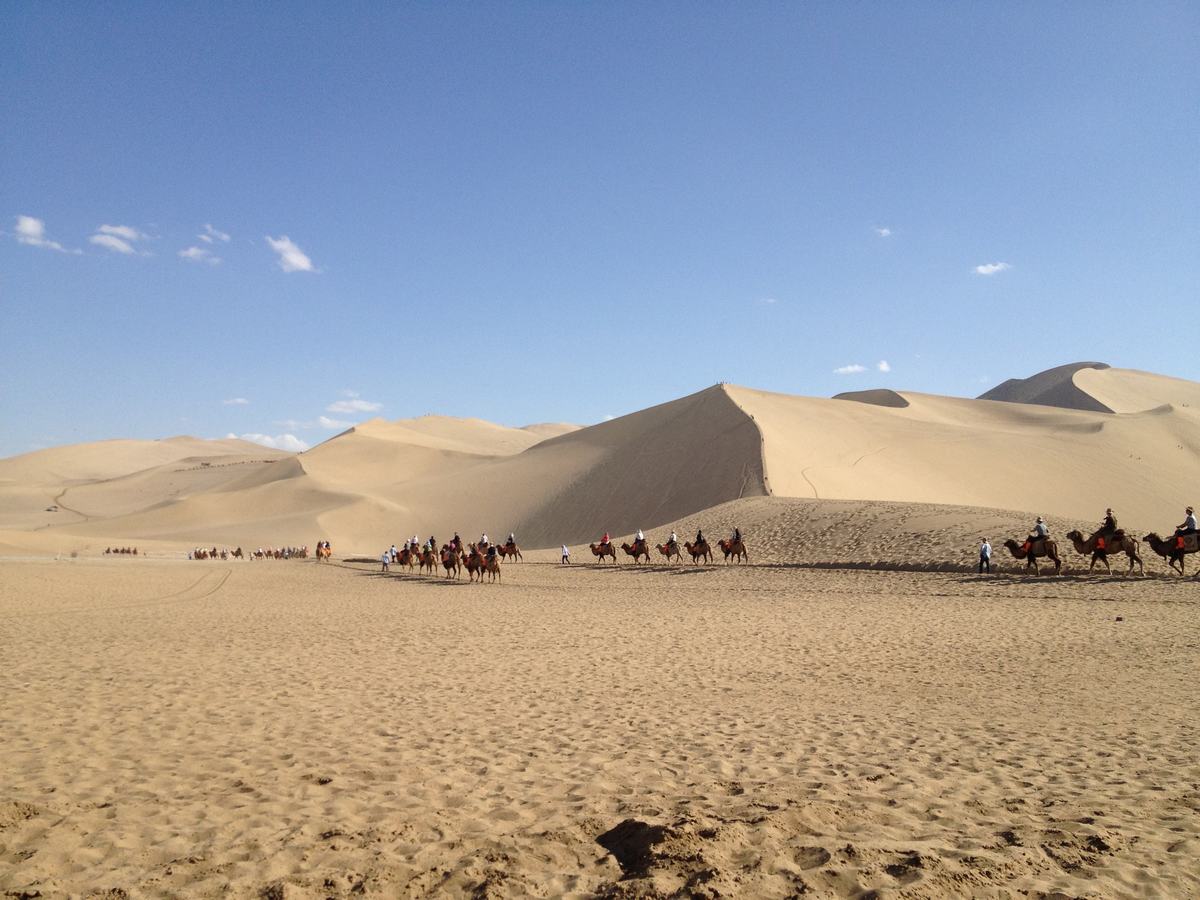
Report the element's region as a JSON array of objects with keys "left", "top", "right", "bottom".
[
  {"left": 2, "top": 363, "right": 1199, "bottom": 897},
  {"left": 1, "top": 557, "right": 1197, "bottom": 898}
]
